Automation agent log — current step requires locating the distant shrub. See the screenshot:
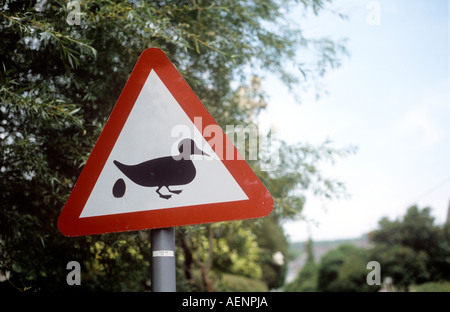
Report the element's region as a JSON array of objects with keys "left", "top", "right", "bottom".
[
  {"left": 413, "top": 281, "right": 450, "bottom": 292},
  {"left": 217, "top": 273, "right": 269, "bottom": 292}
]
